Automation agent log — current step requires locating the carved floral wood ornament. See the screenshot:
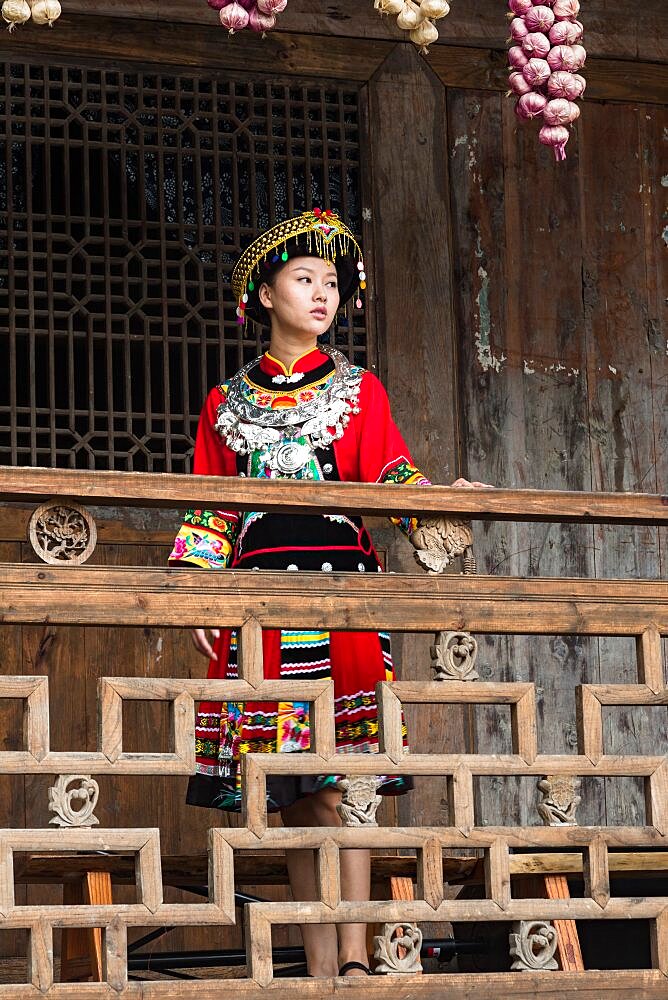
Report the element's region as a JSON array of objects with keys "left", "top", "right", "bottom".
[
  {"left": 28, "top": 499, "right": 97, "bottom": 565},
  {"left": 336, "top": 775, "right": 383, "bottom": 826},
  {"left": 410, "top": 516, "right": 473, "bottom": 574},
  {"left": 537, "top": 774, "right": 581, "bottom": 826},
  {"left": 431, "top": 630, "right": 480, "bottom": 682},
  {"left": 373, "top": 922, "right": 423, "bottom": 974},
  {"left": 509, "top": 920, "right": 559, "bottom": 971},
  {"left": 48, "top": 775, "right": 100, "bottom": 828}
]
